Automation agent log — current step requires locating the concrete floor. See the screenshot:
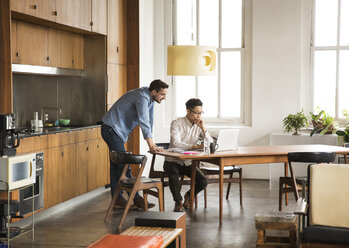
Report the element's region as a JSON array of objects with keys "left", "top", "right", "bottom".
[{"left": 6, "top": 179, "right": 297, "bottom": 248}]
